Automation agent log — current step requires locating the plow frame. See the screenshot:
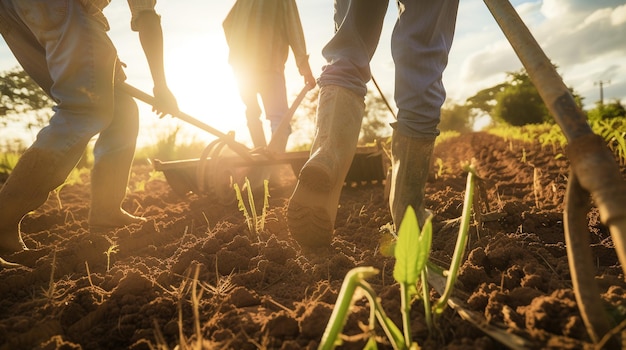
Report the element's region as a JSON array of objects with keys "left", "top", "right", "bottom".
[{"left": 118, "top": 82, "right": 387, "bottom": 205}]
